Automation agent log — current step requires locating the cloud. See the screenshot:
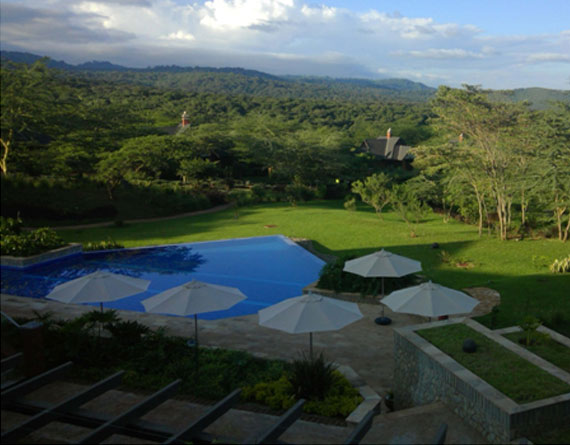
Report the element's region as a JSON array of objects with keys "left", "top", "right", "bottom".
[
  {"left": 0, "top": 3, "right": 135, "bottom": 44},
  {"left": 359, "top": 11, "right": 480, "bottom": 40},
  {"left": 393, "top": 48, "right": 486, "bottom": 59},
  {"left": 199, "top": 0, "right": 294, "bottom": 30},
  {"left": 526, "top": 53, "right": 570, "bottom": 63},
  {"left": 164, "top": 30, "right": 195, "bottom": 41},
  {"left": 0, "top": 0, "right": 568, "bottom": 89}
]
